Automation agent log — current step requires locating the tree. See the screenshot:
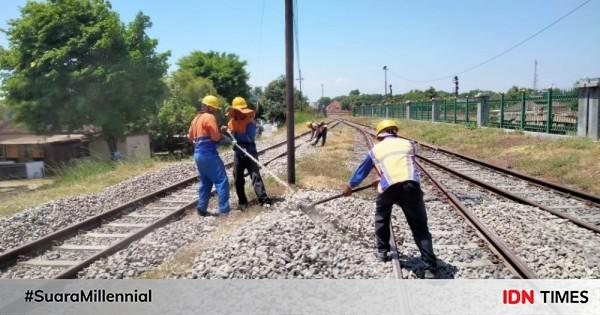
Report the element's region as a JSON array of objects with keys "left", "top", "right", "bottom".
[
  {"left": 177, "top": 51, "right": 250, "bottom": 102},
  {"left": 0, "top": 0, "right": 169, "bottom": 155},
  {"left": 259, "top": 76, "right": 307, "bottom": 123},
  {"left": 349, "top": 89, "right": 360, "bottom": 96},
  {"left": 154, "top": 70, "right": 217, "bottom": 151},
  {"left": 317, "top": 96, "right": 332, "bottom": 113}
]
